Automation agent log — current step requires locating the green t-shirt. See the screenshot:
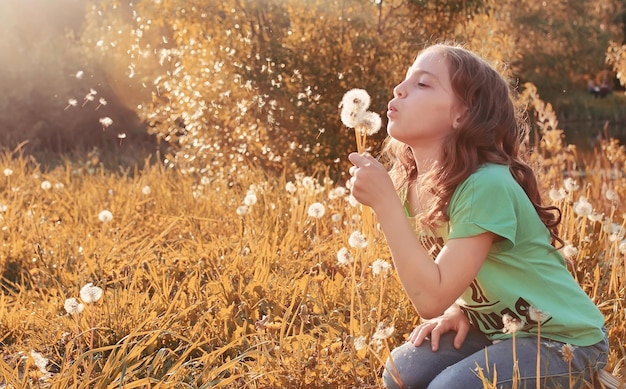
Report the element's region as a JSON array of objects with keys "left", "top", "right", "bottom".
[{"left": 412, "top": 163, "right": 605, "bottom": 346}]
